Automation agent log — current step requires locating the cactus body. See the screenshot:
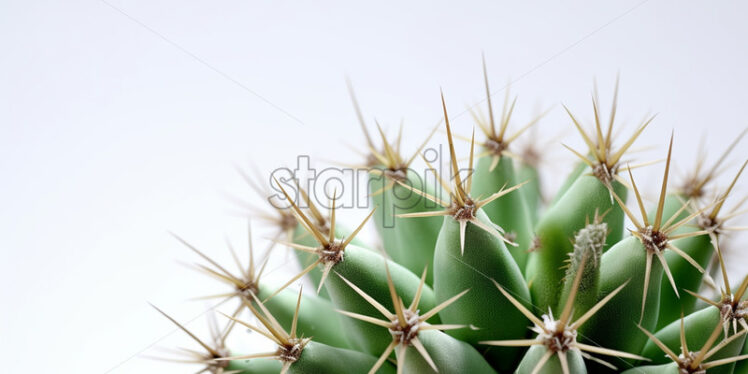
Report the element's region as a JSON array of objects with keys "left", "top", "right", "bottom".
[
  {"left": 433, "top": 210, "right": 530, "bottom": 371},
  {"left": 227, "top": 359, "right": 283, "bottom": 373},
  {"left": 324, "top": 244, "right": 437, "bottom": 355},
  {"left": 551, "top": 160, "right": 587, "bottom": 205},
  {"left": 370, "top": 170, "right": 442, "bottom": 285},
  {"left": 525, "top": 174, "right": 626, "bottom": 312},
  {"left": 655, "top": 230, "right": 713, "bottom": 329},
  {"left": 642, "top": 307, "right": 746, "bottom": 374},
  {"left": 400, "top": 330, "right": 497, "bottom": 374},
  {"left": 621, "top": 363, "right": 680, "bottom": 374},
  {"left": 156, "top": 75, "right": 748, "bottom": 374},
  {"left": 517, "top": 160, "right": 542, "bottom": 226},
  {"left": 648, "top": 194, "right": 713, "bottom": 329},
  {"left": 557, "top": 220, "right": 606, "bottom": 321},
  {"left": 292, "top": 222, "right": 368, "bottom": 300},
  {"left": 515, "top": 345, "right": 586, "bottom": 374},
  {"left": 471, "top": 154, "right": 534, "bottom": 268},
  {"left": 580, "top": 236, "right": 663, "bottom": 358},
  {"left": 288, "top": 341, "right": 396, "bottom": 374}
]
